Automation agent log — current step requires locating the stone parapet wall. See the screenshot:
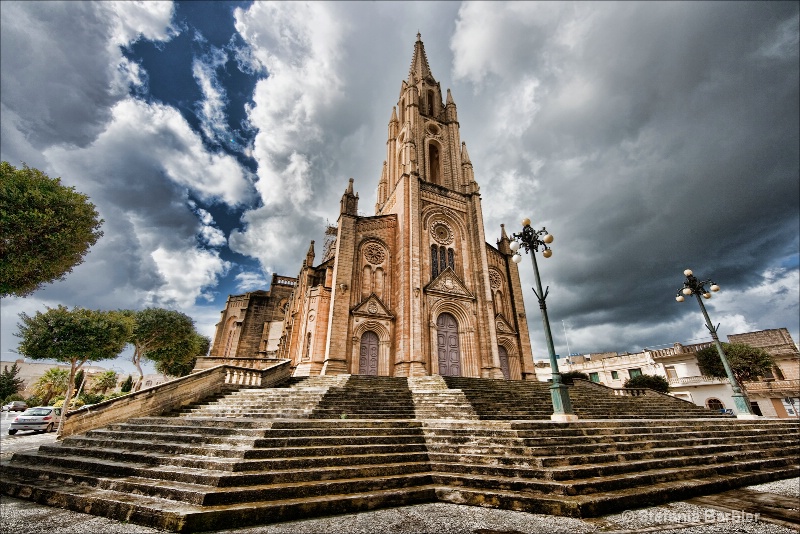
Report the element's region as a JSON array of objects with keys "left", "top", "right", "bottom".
[{"left": 61, "top": 360, "right": 292, "bottom": 437}]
